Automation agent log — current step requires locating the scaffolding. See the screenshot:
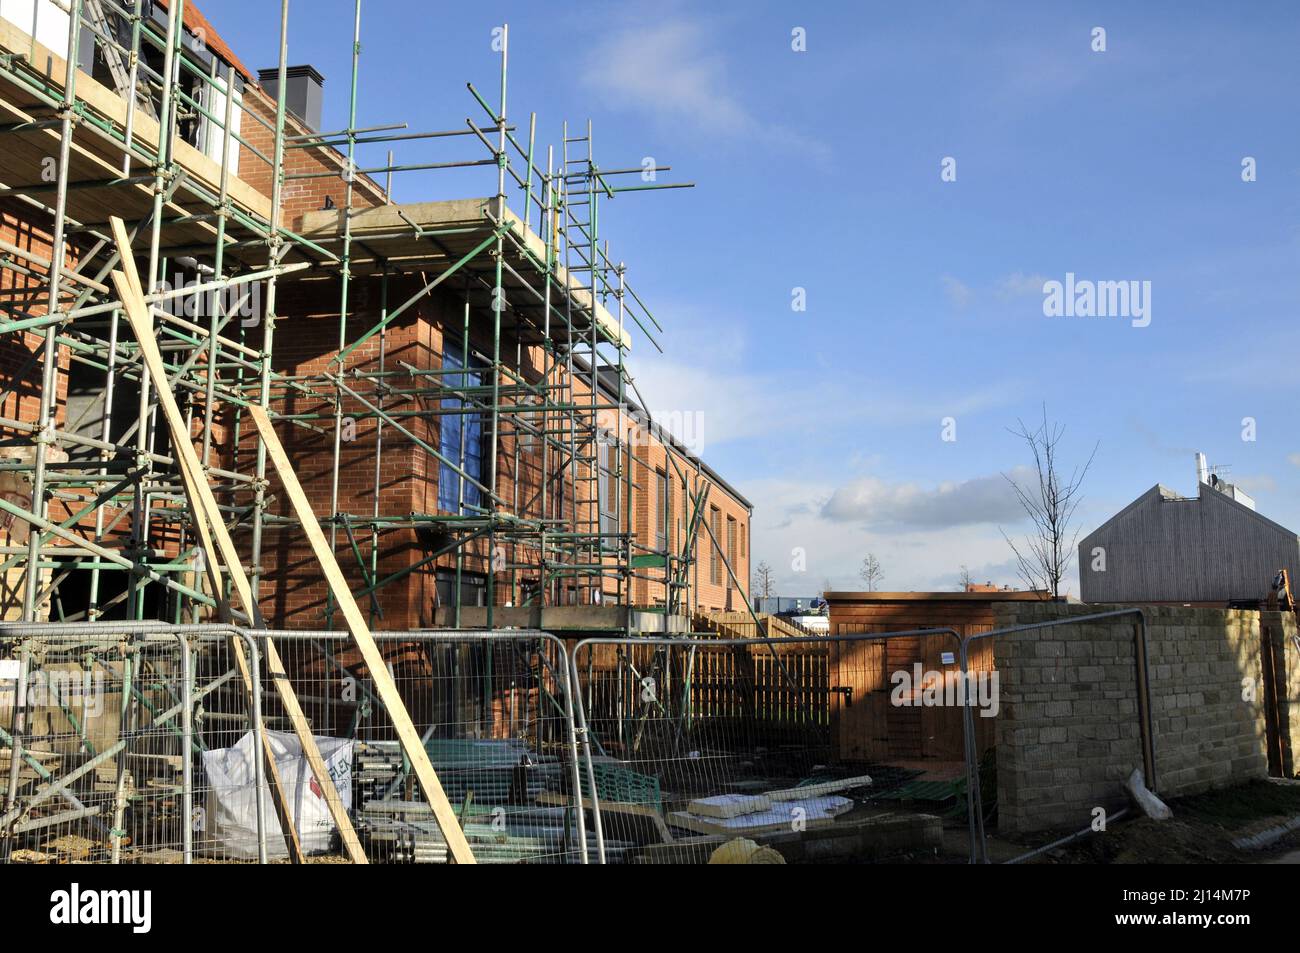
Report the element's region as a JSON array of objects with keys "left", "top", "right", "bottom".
[{"left": 0, "top": 0, "right": 744, "bottom": 634}]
